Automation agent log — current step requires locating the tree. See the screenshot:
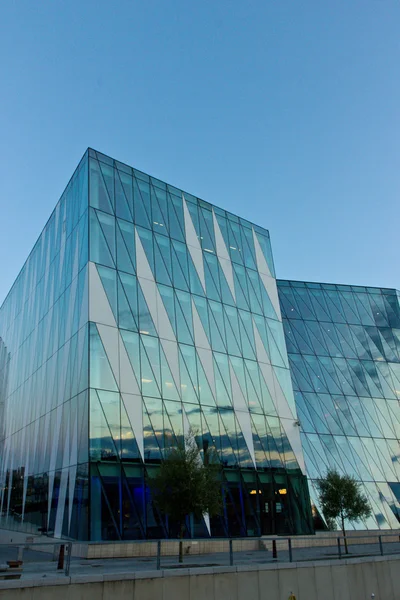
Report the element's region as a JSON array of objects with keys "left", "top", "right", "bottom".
[
  {"left": 316, "top": 469, "right": 371, "bottom": 553},
  {"left": 148, "top": 435, "right": 222, "bottom": 562}
]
